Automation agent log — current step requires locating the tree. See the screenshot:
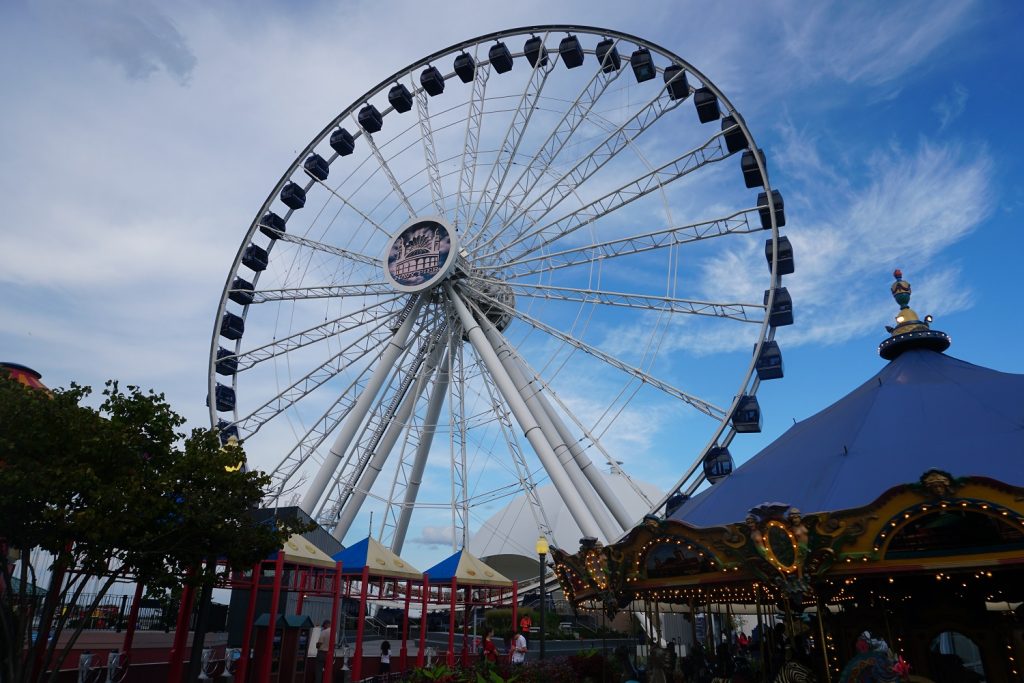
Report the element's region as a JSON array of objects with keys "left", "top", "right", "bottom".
[{"left": 0, "top": 378, "right": 310, "bottom": 683}]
